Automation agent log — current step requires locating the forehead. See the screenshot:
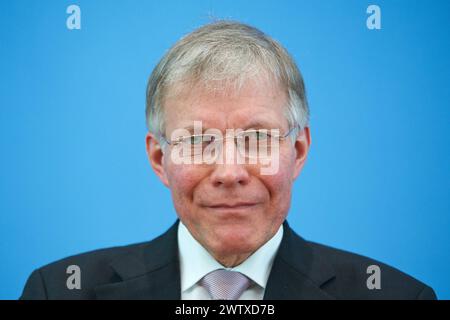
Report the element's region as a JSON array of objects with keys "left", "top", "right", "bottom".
[{"left": 163, "top": 79, "right": 289, "bottom": 132}]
